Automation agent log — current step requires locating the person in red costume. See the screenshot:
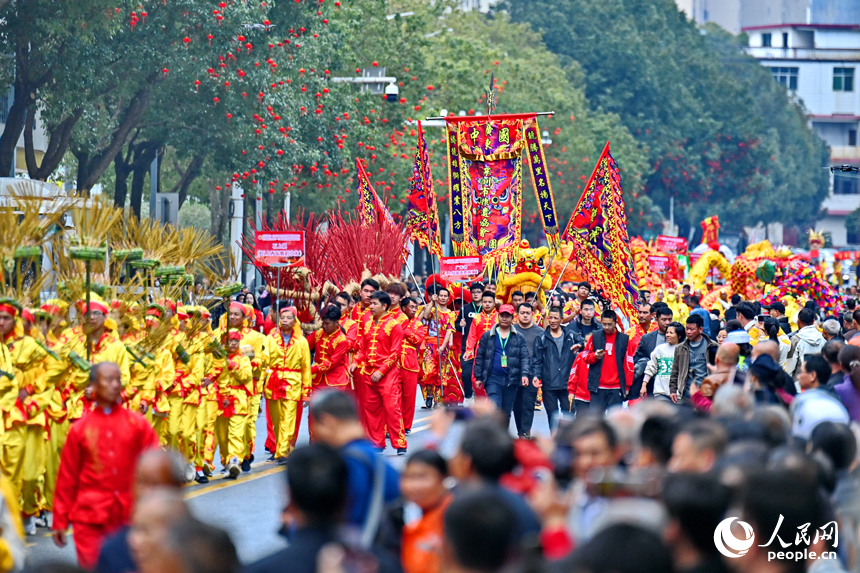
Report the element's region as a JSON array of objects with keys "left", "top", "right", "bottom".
[
  {"left": 349, "top": 279, "right": 378, "bottom": 432},
  {"left": 350, "top": 291, "right": 407, "bottom": 454},
  {"left": 400, "top": 296, "right": 423, "bottom": 434},
  {"left": 51, "top": 361, "right": 159, "bottom": 569},
  {"left": 308, "top": 305, "right": 351, "bottom": 391}
]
